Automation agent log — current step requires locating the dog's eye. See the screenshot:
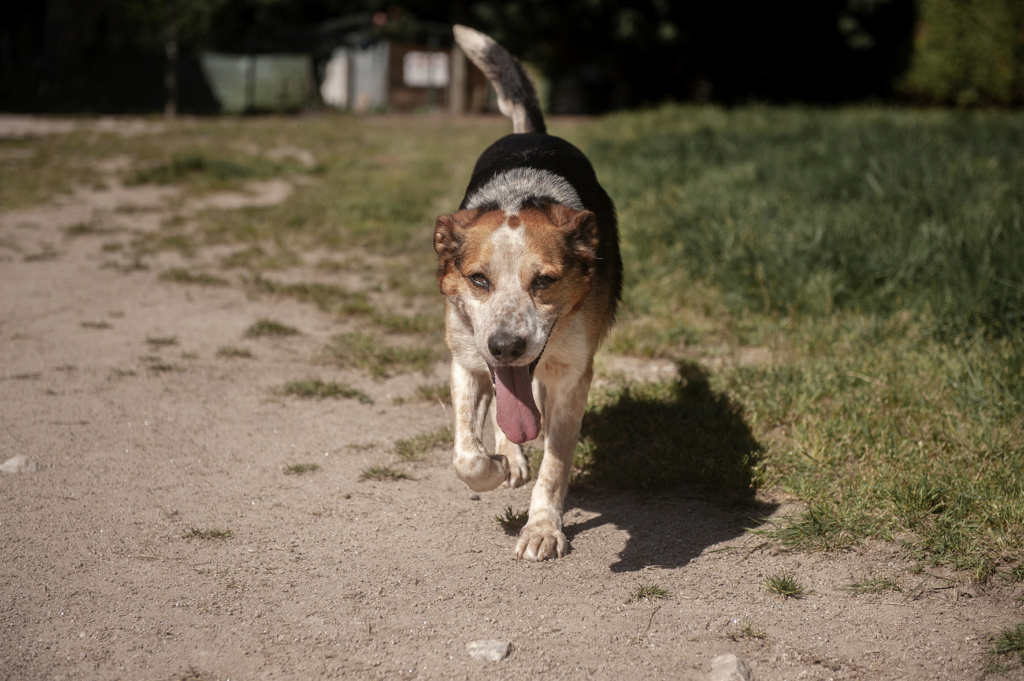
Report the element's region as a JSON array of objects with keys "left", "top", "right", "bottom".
[
  {"left": 533, "top": 275, "right": 556, "bottom": 291},
  {"left": 468, "top": 273, "right": 490, "bottom": 290}
]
